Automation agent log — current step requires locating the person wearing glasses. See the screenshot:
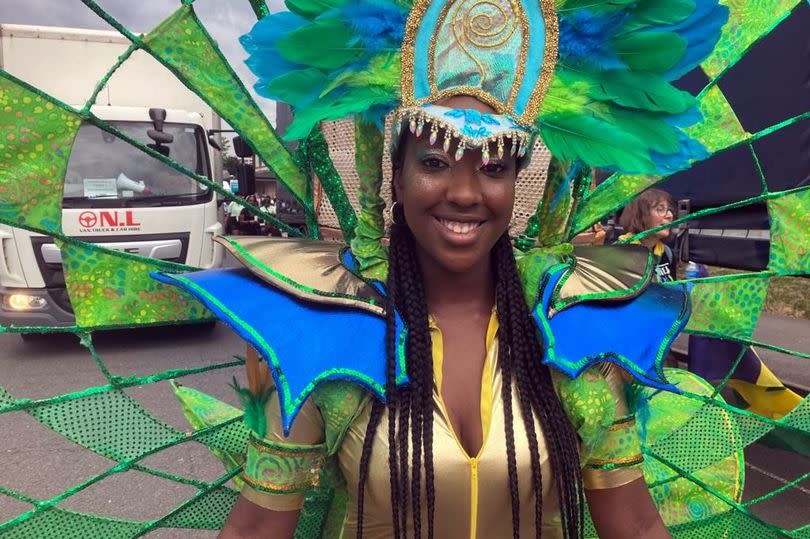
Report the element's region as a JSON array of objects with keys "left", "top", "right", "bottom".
[{"left": 618, "top": 189, "right": 677, "bottom": 283}]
